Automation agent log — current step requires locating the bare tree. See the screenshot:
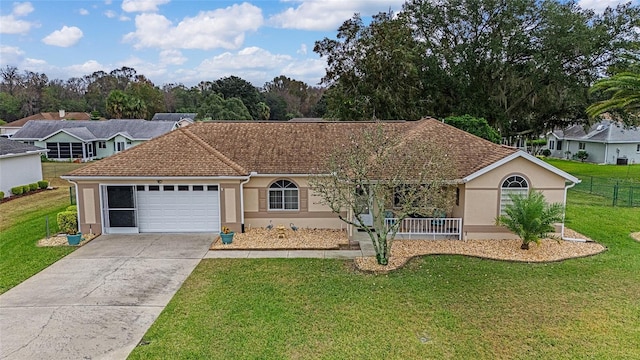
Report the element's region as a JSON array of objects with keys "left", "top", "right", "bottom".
[{"left": 310, "top": 123, "right": 457, "bottom": 265}]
